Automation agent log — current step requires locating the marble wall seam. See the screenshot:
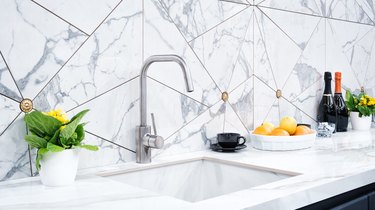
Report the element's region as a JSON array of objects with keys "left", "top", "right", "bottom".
[
  {"left": 187, "top": 5, "right": 251, "bottom": 43},
  {"left": 65, "top": 76, "right": 140, "bottom": 113},
  {"left": 0, "top": 51, "right": 24, "bottom": 101},
  {"left": 85, "top": 131, "right": 136, "bottom": 153},
  {"left": 154, "top": 0, "right": 227, "bottom": 94},
  {"left": 30, "top": 0, "right": 90, "bottom": 36}
]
